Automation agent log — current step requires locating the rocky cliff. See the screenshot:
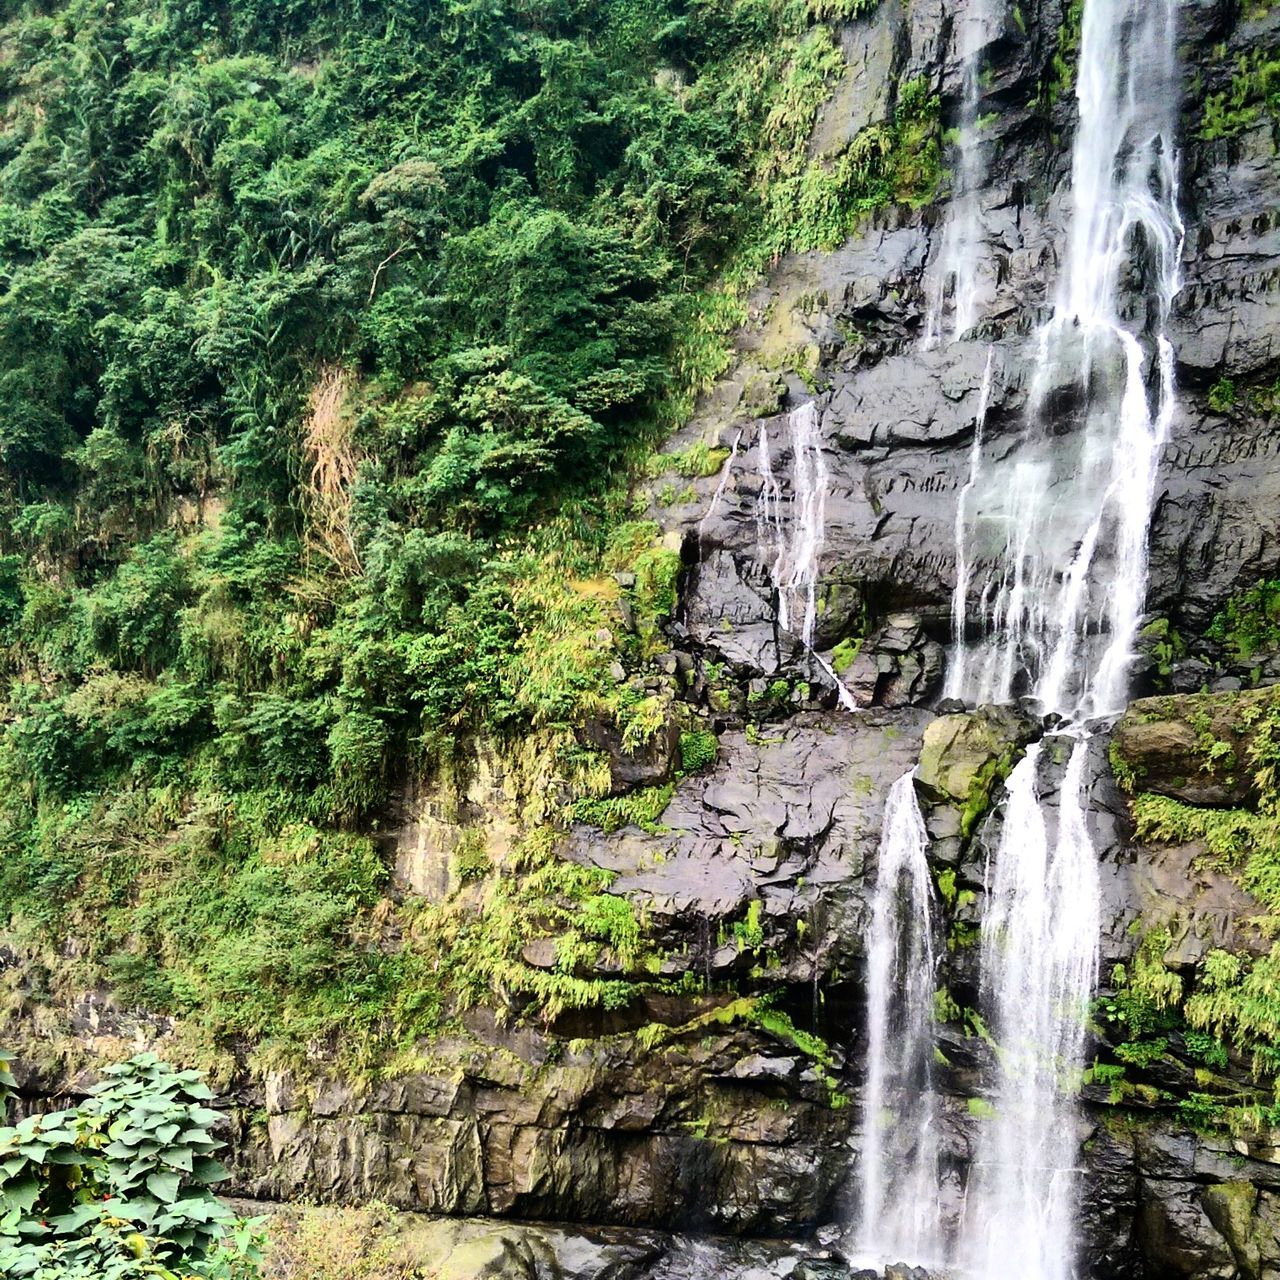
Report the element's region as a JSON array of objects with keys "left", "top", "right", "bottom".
[{"left": 6, "top": 1, "right": 1280, "bottom": 1277}]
